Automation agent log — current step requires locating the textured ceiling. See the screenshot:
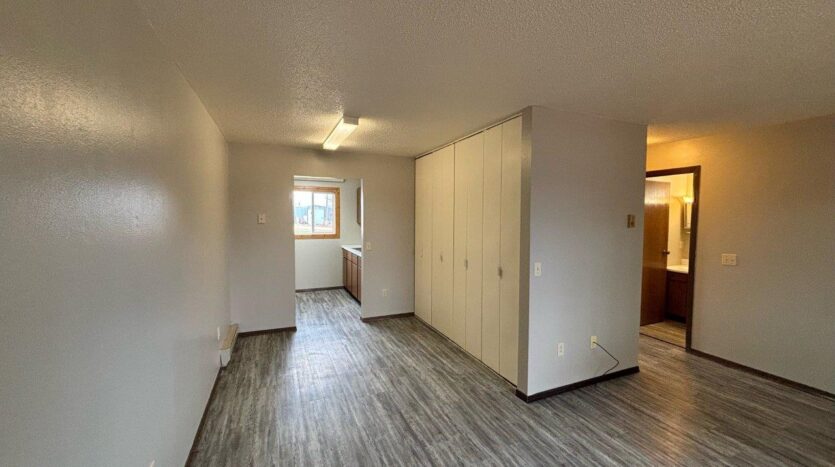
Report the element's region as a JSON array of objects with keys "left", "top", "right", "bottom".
[{"left": 139, "top": 0, "right": 835, "bottom": 156}]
